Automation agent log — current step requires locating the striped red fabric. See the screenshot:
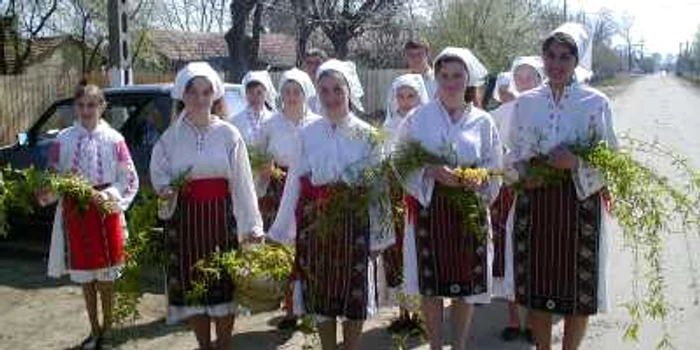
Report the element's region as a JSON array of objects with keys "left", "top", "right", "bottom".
[{"left": 166, "top": 178, "right": 238, "bottom": 308}]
